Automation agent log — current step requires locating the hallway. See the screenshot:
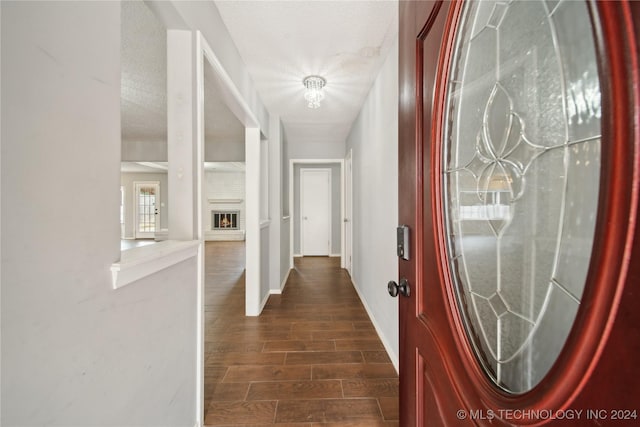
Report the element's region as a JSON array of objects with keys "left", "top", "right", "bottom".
[{"left": 203, "top": 242, "right": 399, "bottom": 426}]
